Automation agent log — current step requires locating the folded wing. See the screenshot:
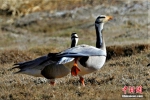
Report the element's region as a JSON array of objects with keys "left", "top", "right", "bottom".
[{"left": 57, "top": 44, "right": 106, "bottom": 57}]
